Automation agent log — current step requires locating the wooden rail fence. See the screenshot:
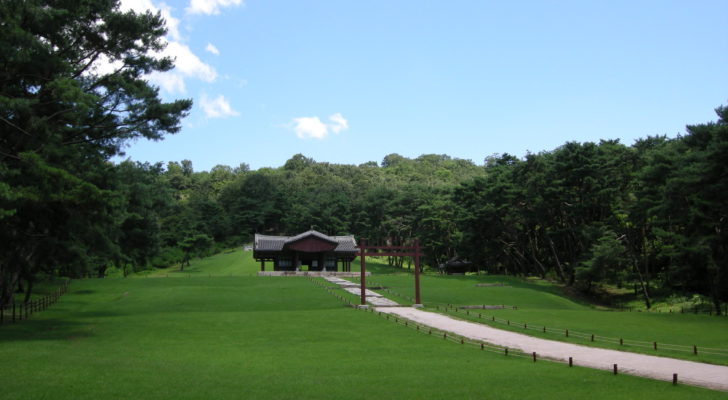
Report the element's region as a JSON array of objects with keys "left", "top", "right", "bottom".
[{"left": 0, "top": 280, "right": 70, "bottom": 326}]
